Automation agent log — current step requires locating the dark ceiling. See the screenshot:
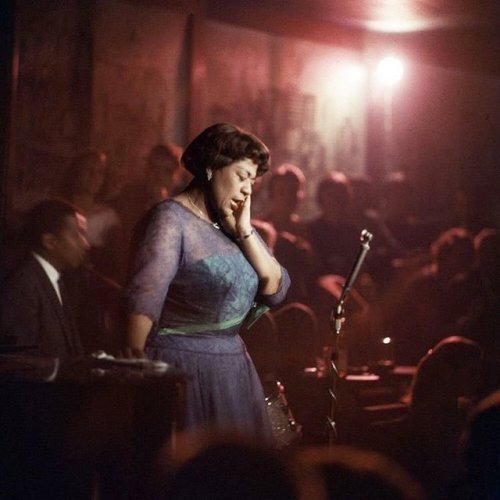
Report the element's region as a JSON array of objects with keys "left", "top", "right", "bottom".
[
  {"left": 205, "top": 0, "right": 500, "bottom": 75},
  {"left": 235, "top": 0, "right": 500, "bottom": 32}
]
